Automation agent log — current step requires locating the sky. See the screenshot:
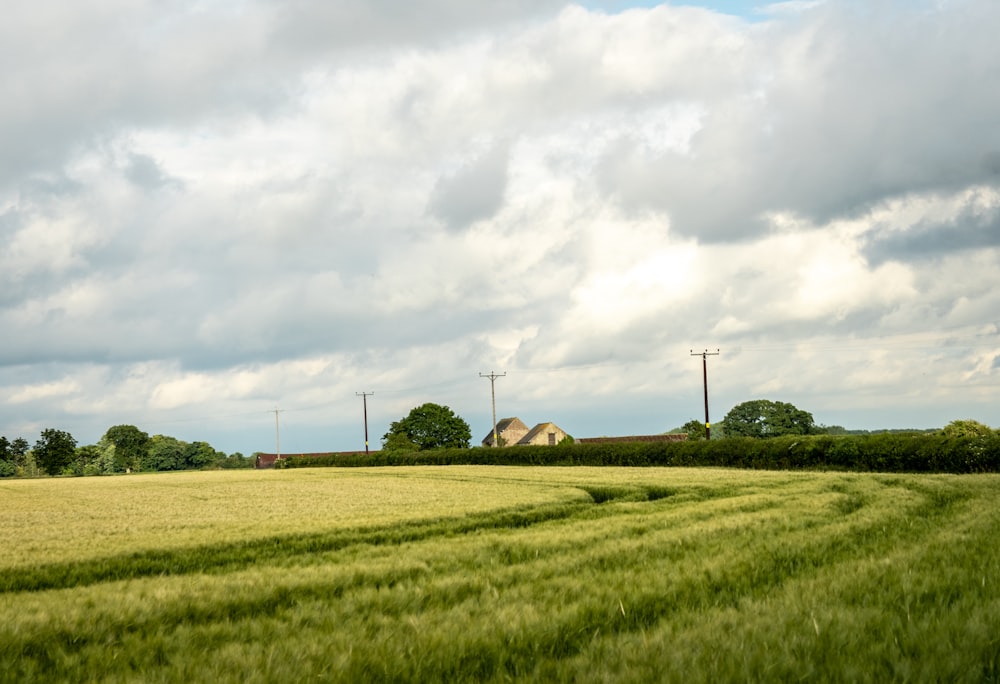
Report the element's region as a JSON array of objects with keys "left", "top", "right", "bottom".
[{"left": 3, "top": 0, "right": 999, "bottom": 455}]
